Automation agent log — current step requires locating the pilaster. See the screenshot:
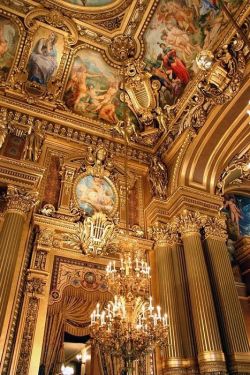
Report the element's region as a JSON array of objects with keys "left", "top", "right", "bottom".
[{"left": 0, "top": 186, "right": 38, "bottom": 332}]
